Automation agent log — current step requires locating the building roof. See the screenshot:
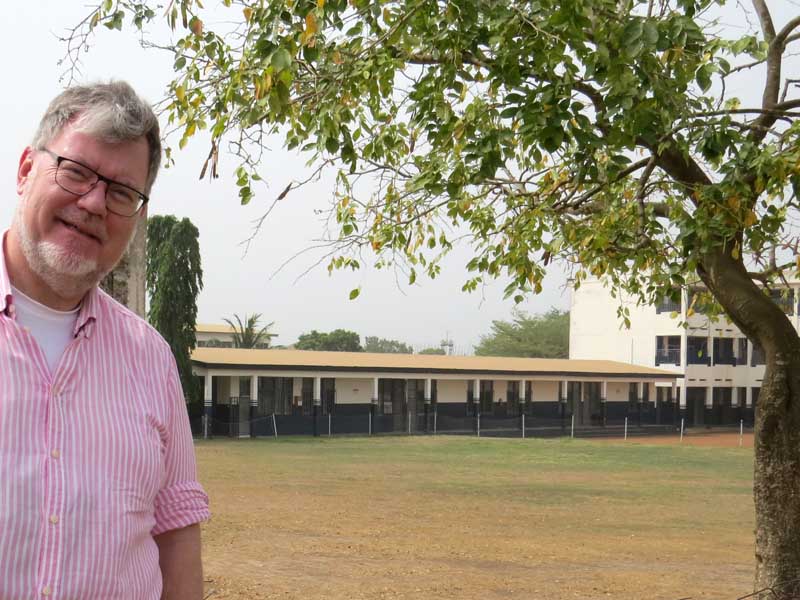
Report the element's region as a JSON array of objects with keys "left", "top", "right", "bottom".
[
  {"left": 196, "top": 323, "right": 235, "bottom": 334},
  {"left": 191, "top": 348, "right": 681, "bottom": 379}
]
